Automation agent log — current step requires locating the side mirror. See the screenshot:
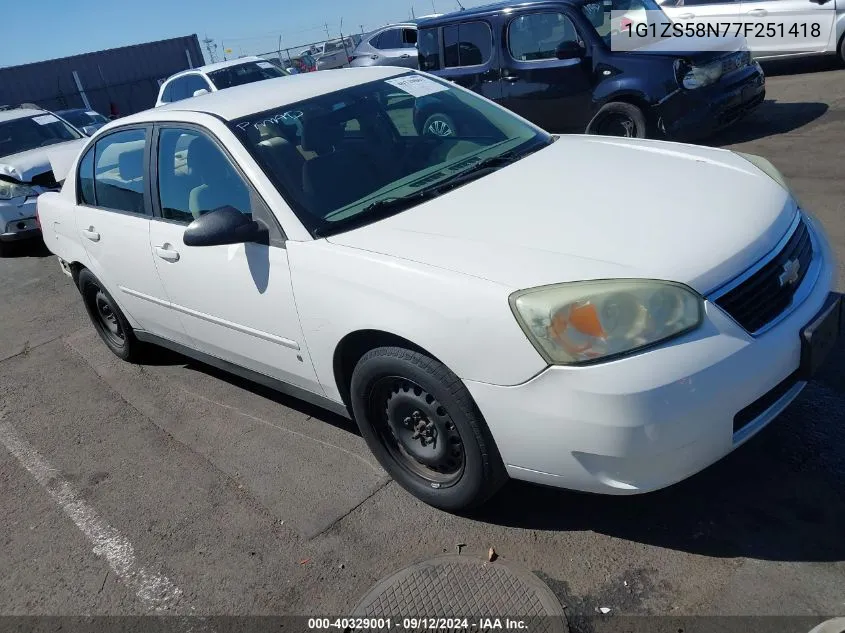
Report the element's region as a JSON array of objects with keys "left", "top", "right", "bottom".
[
  {"left": 81, "top": 125, "right": 98, "bottom": 136},
  {"left": 183, "top": 207, "right": 269, "bottom": 247},
  {"left": 192, "top": 88, "right": 210, "bottom": 98},
  {"left": 556, "top": 40, "right": 585, "bottom": 60}
]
